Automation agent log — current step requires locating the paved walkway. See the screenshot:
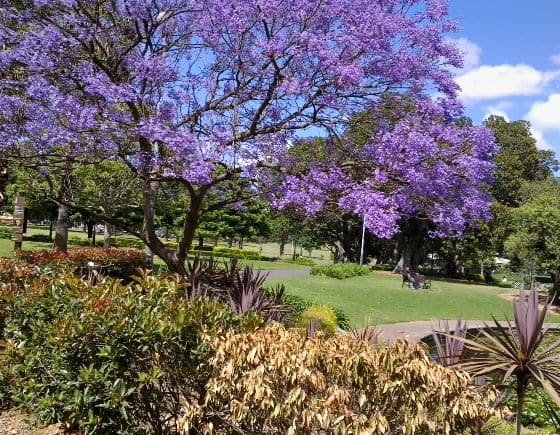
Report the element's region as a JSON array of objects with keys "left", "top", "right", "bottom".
[
  {"left": 375, "top": 320, "right": 560, "bottom": 344},
  {"left": 263, "top": 268, "right": 310, "bottom": 280}
]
